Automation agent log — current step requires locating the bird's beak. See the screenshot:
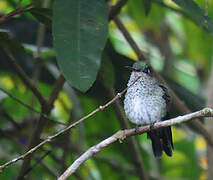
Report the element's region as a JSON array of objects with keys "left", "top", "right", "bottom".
[
  {"left": 125, "top": 66, "right": 141, "bottom": 72},
  {"left": 125, "top": 66, "right": 135, "bottom": 71}
]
